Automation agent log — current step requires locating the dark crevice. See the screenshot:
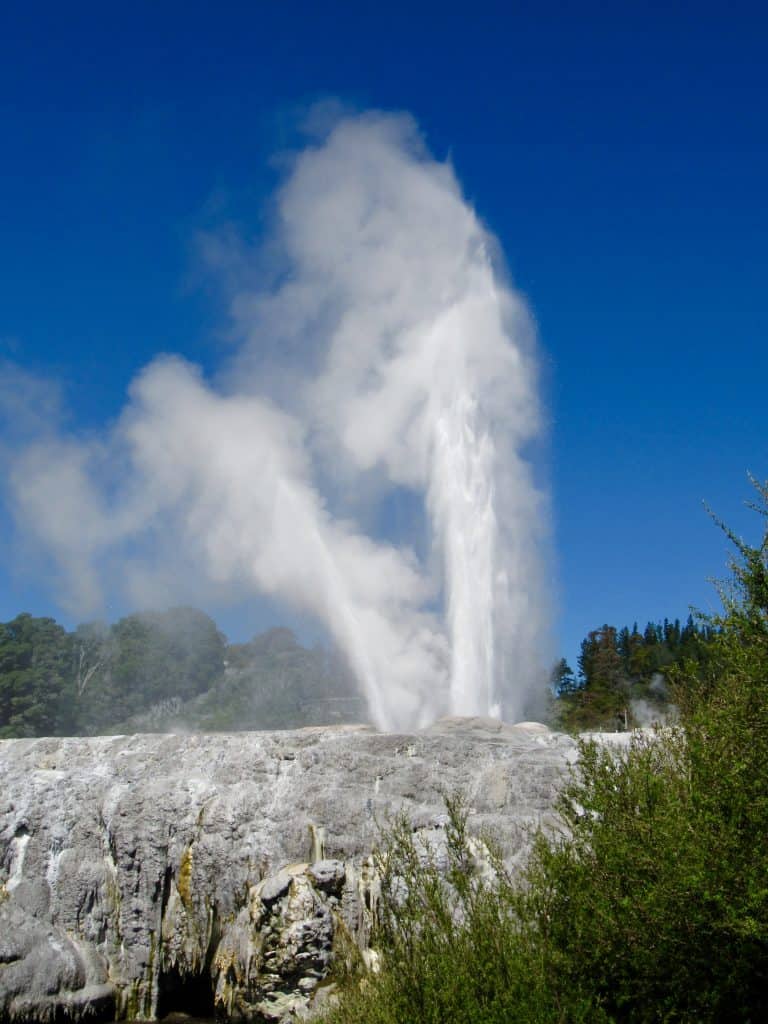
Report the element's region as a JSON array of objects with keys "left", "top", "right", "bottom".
[
  {"left": 155, "top": 964, "right": 215, "bottom": 1019},
  {"left": 156, "top": 864, "right": 173, "bottom": 913}
]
